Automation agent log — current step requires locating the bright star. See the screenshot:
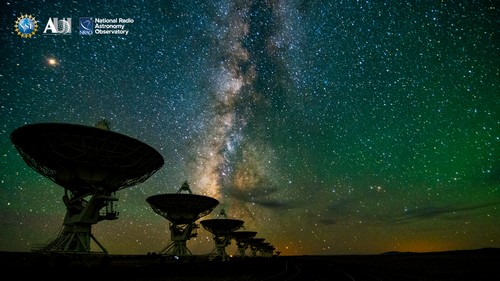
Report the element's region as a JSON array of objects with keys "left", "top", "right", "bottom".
[{"left": 47, "top": 58, "right": 58, "bottom": 66}]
